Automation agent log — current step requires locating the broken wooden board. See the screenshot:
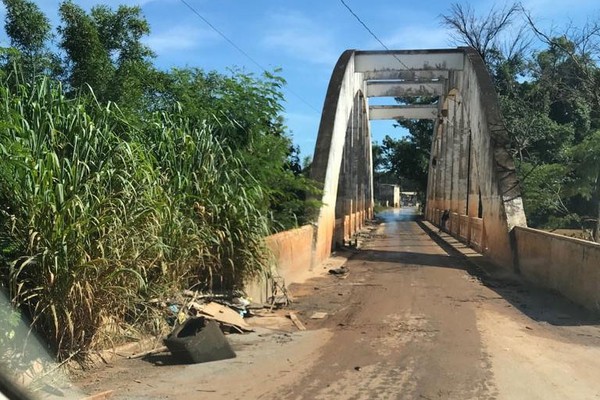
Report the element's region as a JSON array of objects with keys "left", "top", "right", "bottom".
[
  {"left": 198, "top": 302, "right": 253, "bottom": 332},
  {"left": 81, "top": 390, "right": 114, "bottom": 400},
  {"left": 288, "top": 312, "right": 306, "bottom": 331}
]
